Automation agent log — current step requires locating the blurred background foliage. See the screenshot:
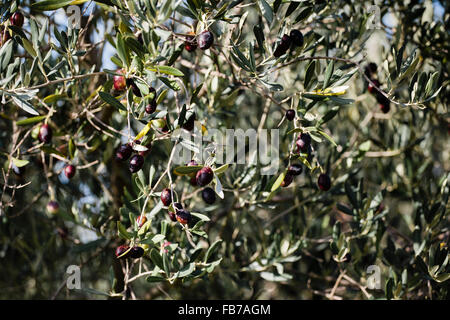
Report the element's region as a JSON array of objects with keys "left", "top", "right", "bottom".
[{"left": 0, "top": 0, "right": 449, "bottom": 299}]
